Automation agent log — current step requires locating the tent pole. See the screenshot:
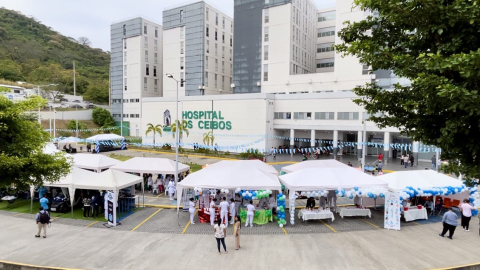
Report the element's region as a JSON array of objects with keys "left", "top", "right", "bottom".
[
  {"left": 71, "top": 186, "right": 74, "bottom": 218},
  {"left": 142, "top": 179, "right": 145, "bottom": 208}
]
